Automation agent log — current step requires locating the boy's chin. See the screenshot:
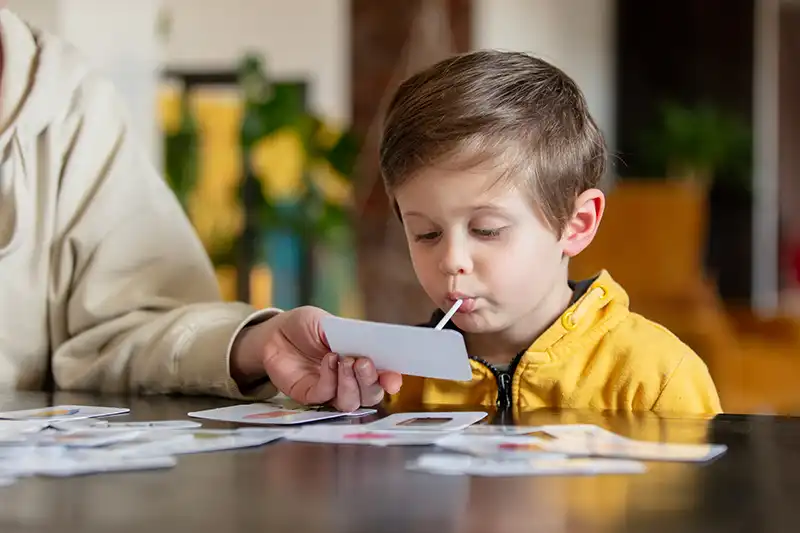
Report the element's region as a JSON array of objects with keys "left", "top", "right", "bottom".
[{"left": 451, "top": 313, "right": 498, "bottom": 334}]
